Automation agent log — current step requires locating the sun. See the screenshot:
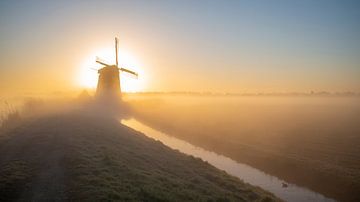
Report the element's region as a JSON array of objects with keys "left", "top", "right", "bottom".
[{"left": 77, "top": 48, "right": 146, "bottom": 92}]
